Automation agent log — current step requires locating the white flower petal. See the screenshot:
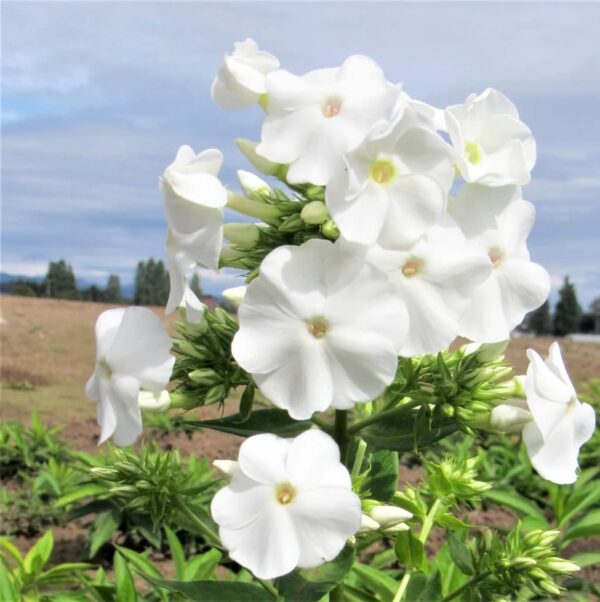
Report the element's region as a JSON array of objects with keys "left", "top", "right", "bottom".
[{"left": 238, "top": 434, "right": 291, "bottom": 485}]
